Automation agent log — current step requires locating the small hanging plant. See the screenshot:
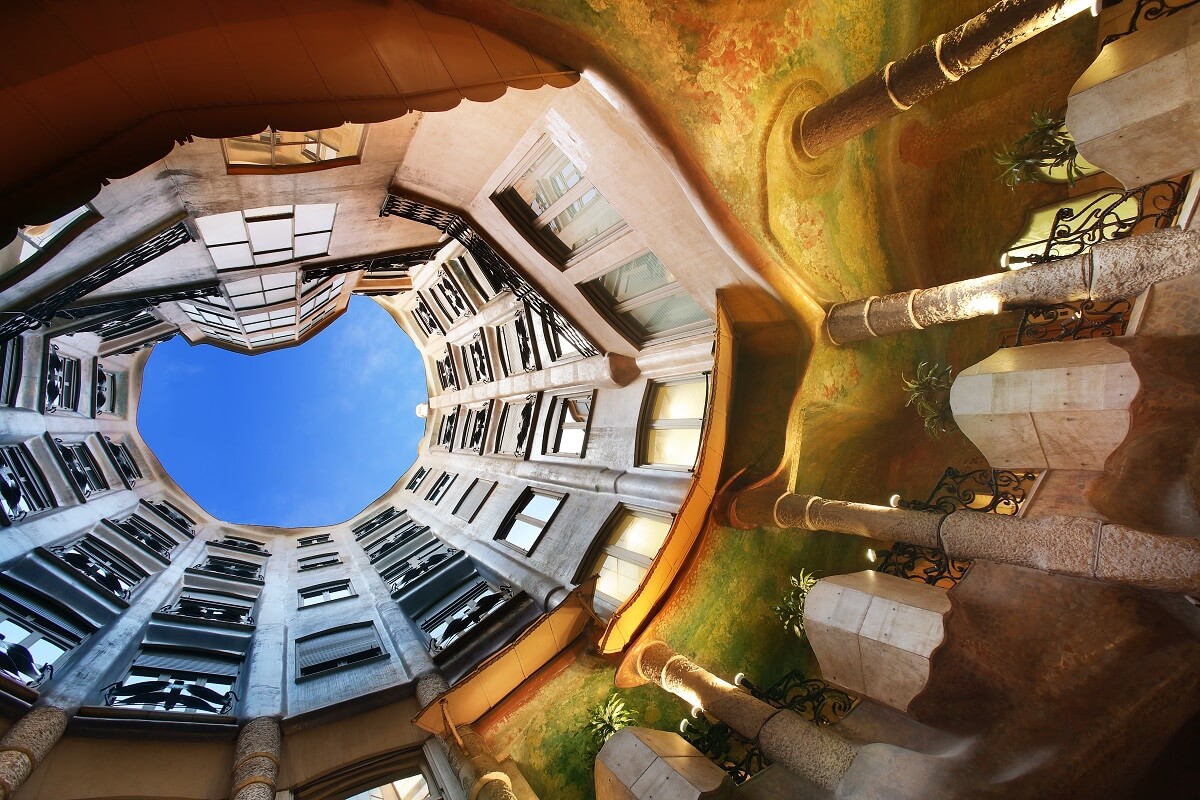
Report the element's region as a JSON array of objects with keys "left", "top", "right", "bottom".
[
  {"left": 586, "top": 692, "right": 637, "bottom": 756},
  {"left": 771, "top": 569, "right": 818, "bottom": 641},
  {"left": 995, "top": 107, "right": 1087, "bottom": 188},
  {"left": 903, "top": 361, "right": 957, "bottom": 439}
]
